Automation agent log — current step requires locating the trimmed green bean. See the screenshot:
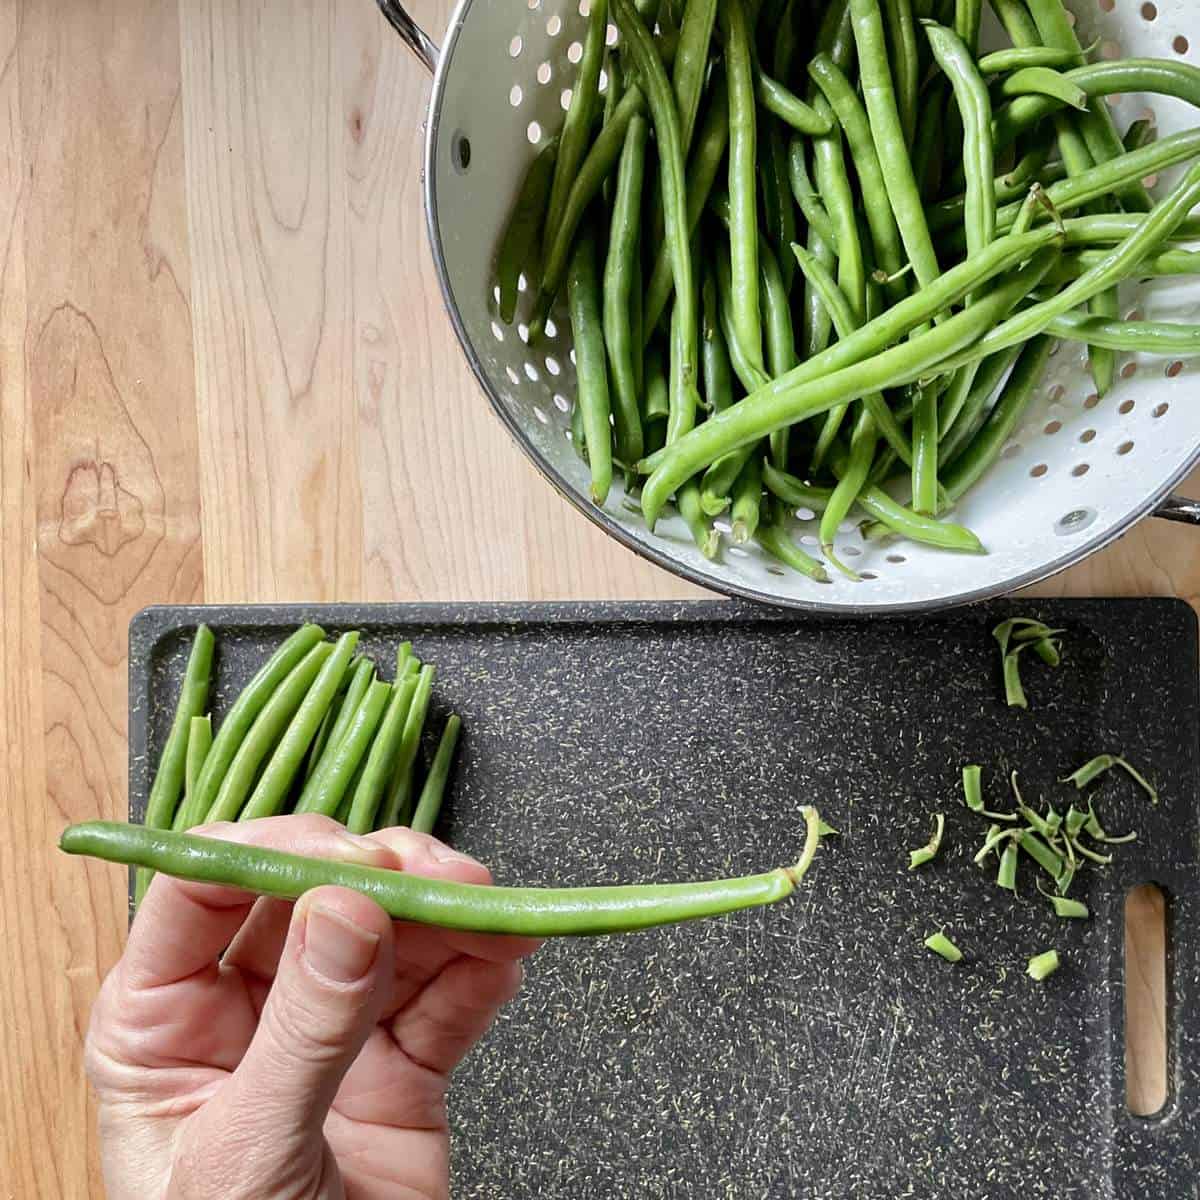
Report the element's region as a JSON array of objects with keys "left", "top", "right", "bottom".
[
  {"left": 205, "top": 641, "right": 336, "bottom": 825},
  {"left": 239, "top": 632, "right": 362, "bottom": 821},
  {"left": 138, "top": 623, "right": 216, "bottom": 900},
  {"left": 911, "top": 383, "right": 939, "bottom": 516},
  {"left": 175, "top": 715, "right": 214, "bottom": 834},
  {"left": 543, "top": 0, "right": 609, "bottom": 262},
  {"left": 410, "top": 714, "right": 463, "bottom": 836},
  {"left": 604, "top": 114, "right": 649, "bottom": 466},
  {"left": 730, "top": 452, "right": 763, "bottom": 543},
  {"left": 315, "top": 657, "right": 375, "bottom": 779},
  {"left": 381, "top": 664, "right": 437, "bottom": 828},
  {"left": 568, "top": 222, "right": 614, "bottom": 504},
  {"left": 183, "top": 625, "right": 325, "bottom": 831},
  {"left": 346, "top": 674, "right": 419, "bottom": 835},
  {"left": 62, "top": 807, "right": 826, "bottom": 937},
  {"left": 296, "top": 680, "right": 391, "bottom": 819}
]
